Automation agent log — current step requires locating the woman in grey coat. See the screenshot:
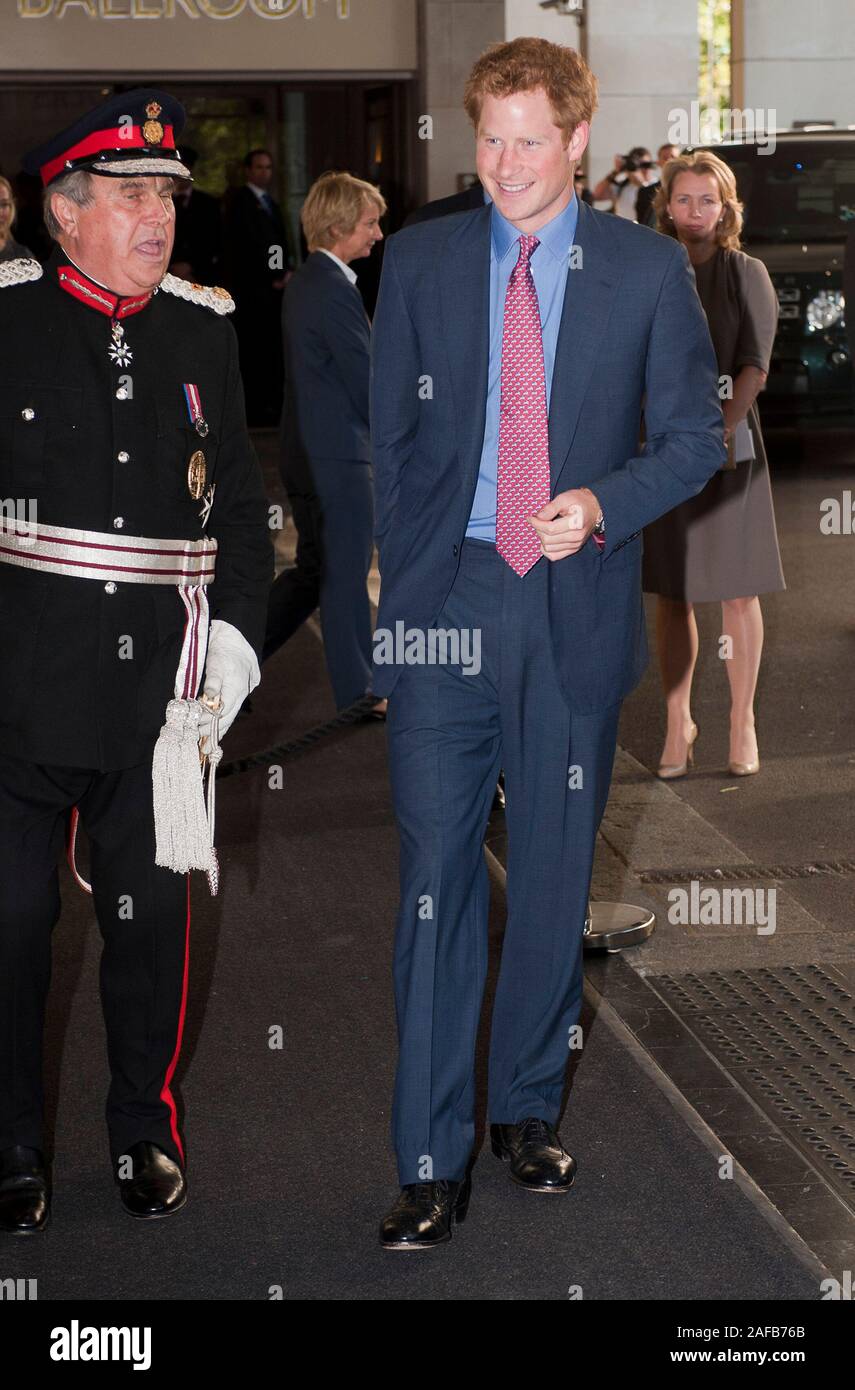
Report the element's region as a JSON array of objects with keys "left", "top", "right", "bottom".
[{"left": 643, "top": 151, "right": 784, "bottom": 778}]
